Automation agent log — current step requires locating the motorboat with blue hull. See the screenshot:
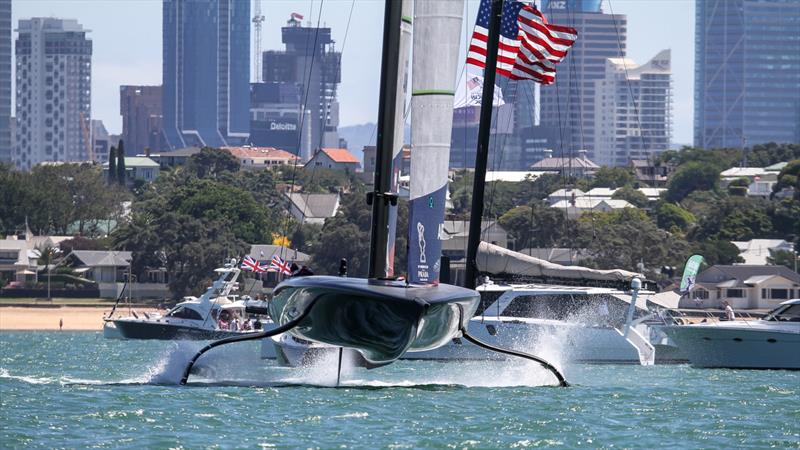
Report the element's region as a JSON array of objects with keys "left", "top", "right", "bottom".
[
  {"left": 268, "top": 276, "right": 481, "bottom": 367},
  {"left": 663, "top": 299, "right": 800, "bottom": 370}
]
